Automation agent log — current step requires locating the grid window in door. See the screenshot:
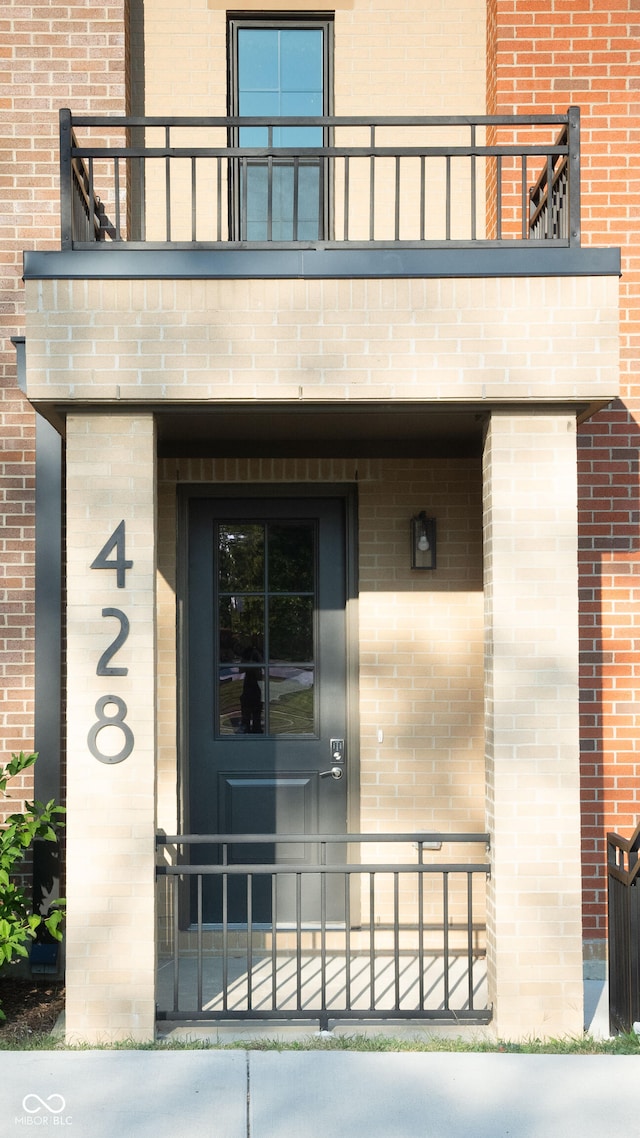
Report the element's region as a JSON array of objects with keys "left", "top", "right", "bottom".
[
  {"left": 228, "top": 18, "right": 333, "bottom": 240},
  {"left": 216, "top": 521, "right": 317, "bottom": 736}
]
